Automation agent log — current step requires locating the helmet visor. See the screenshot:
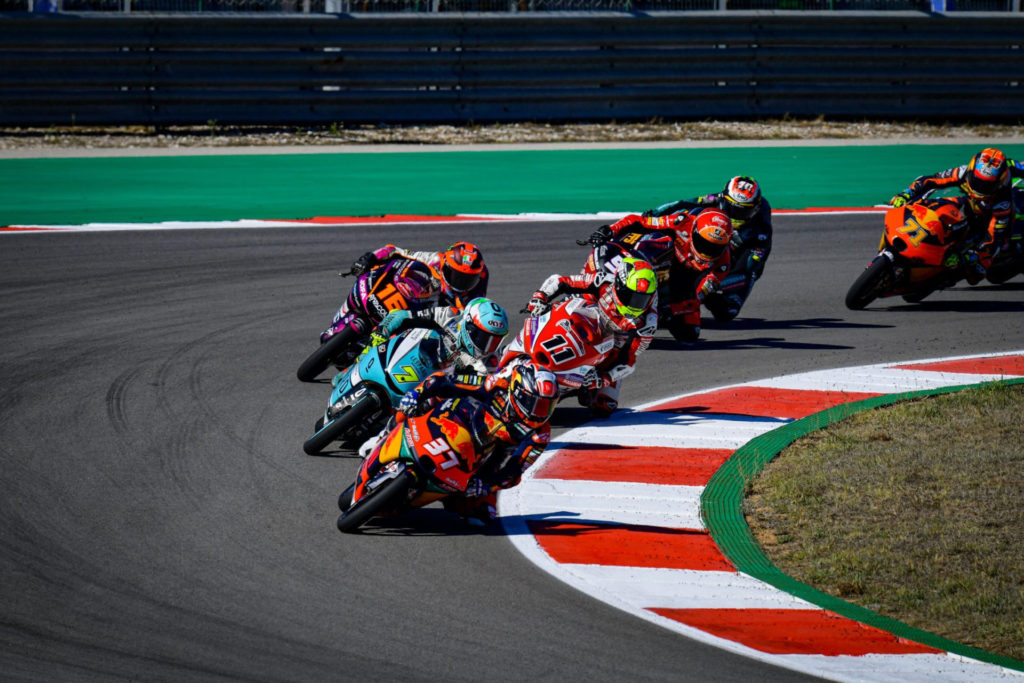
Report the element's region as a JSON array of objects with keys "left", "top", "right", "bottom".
[
  {"left": 615, "top": 280, "right": 654, "bottom": 318},
  {"left": 965, "top": 174, "right": 1000, "bottom": 200},
  {"left": 394, "top": 265, "right": 433, "bottom": 301},
  {"left": 442, "top": 261, "right": 481, "bottom": 293},
  {"left": 691, "top": 230, "right": 728, "bottom": 262},
  {"left": 465, "top": 322, "right": 503, "bottom": 357},
  {"left": 724, "top": 200, "right": 759, "bottom": 222},
  {"left": 512, "top": 387, "right": 556, "bottom": 426}
]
